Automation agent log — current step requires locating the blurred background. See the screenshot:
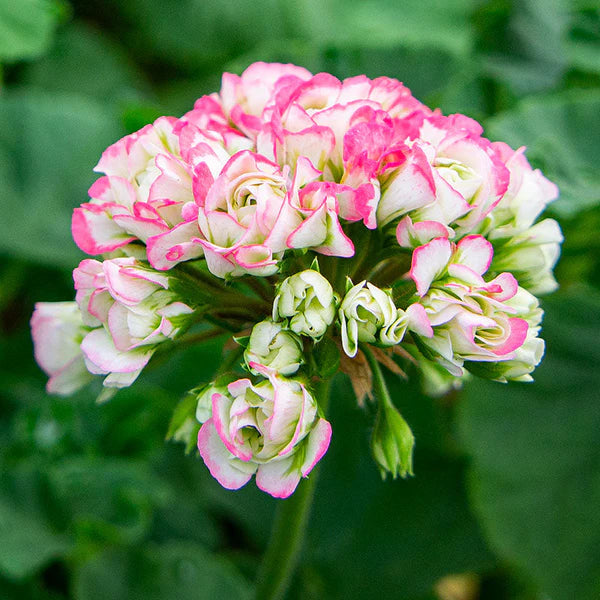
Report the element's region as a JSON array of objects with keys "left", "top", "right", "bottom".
[{"left": 1, "top": 1, "right": 599, "bottom": 599}]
